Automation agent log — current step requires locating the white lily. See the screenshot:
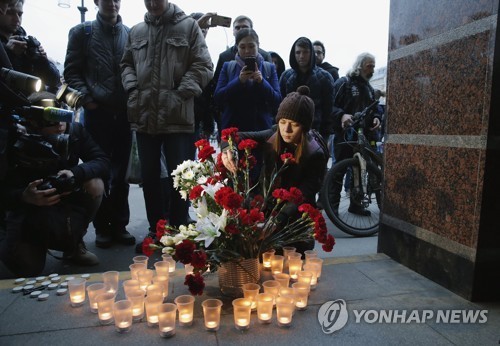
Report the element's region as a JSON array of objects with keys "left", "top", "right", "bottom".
[{"left": 194, "top": 209, "right": 228, "bottom": 247}]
